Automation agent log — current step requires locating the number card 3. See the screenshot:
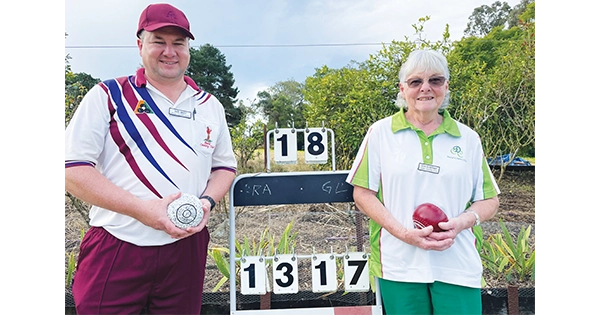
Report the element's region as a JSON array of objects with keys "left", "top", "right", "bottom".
[
  {"left": 241, "top": 256, "right": 266, "bottom": 295},
  {"left": 311, "top": 253, "right": 338, "bottom": 293},
  {"left": 273, "top": 254, "right": 299, "bottom": 294},
  {"left": 343, "top": 252, "right": 370, "bottom": 292}
]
